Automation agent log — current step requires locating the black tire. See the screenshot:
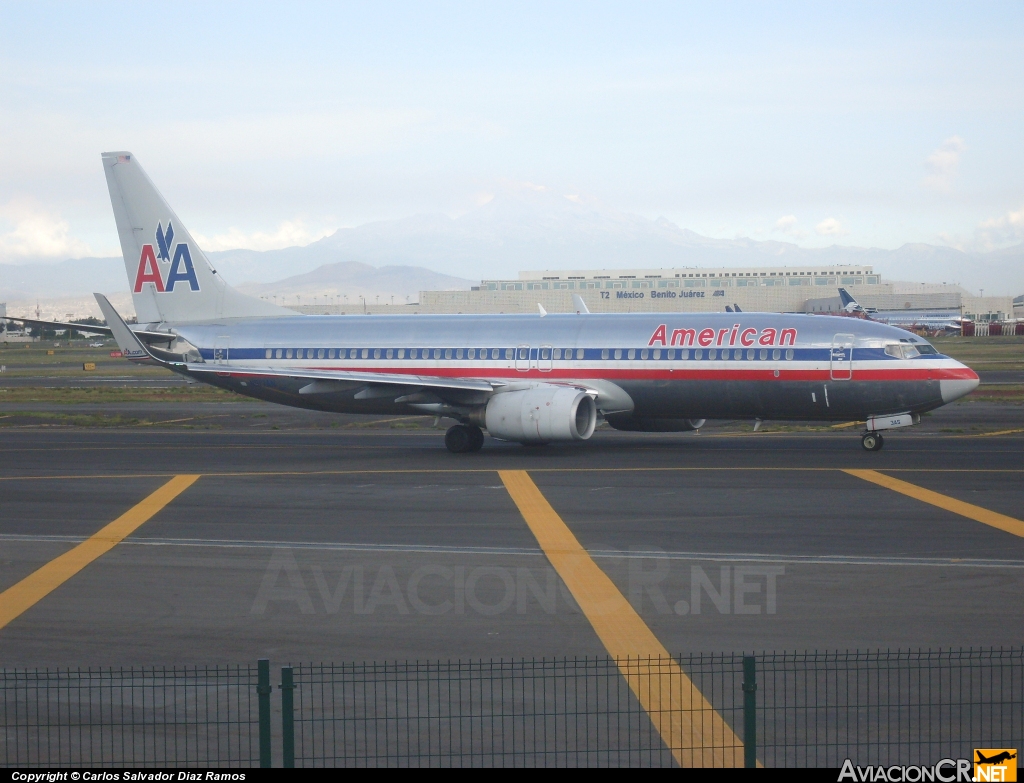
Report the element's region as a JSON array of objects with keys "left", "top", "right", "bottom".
[
  {"left": 445, "top": 425, "right": 473, "bottom": 453},
  {"left": 467, "top": 425, "right": 485, "bottom": 452},
  {"left": 862, "top": 433, "right": 879, "bottom": 451},
  {"left": 873, "top": 433, "right": 885, "bottom": 451}
]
